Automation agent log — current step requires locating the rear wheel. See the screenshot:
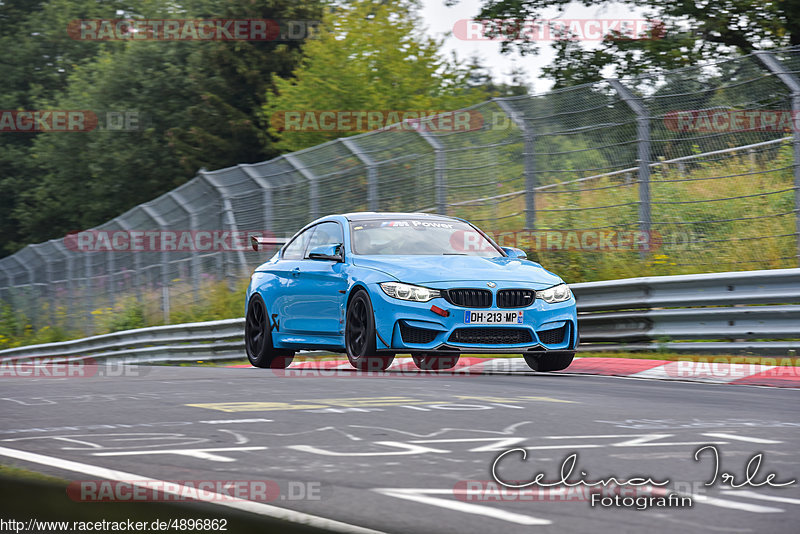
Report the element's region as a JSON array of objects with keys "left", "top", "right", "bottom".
[
  {"left": 245, "top": 295, "right": 294, "bottom": 369},
  {"left": 412, "top": 353, "right": 460, "bottom": 370},
  {"left": 523, "top": 351, "right": 574, "bottom": 372},
  {"left": 345, "top": 290, "right": 394, "bottom": 371}
]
